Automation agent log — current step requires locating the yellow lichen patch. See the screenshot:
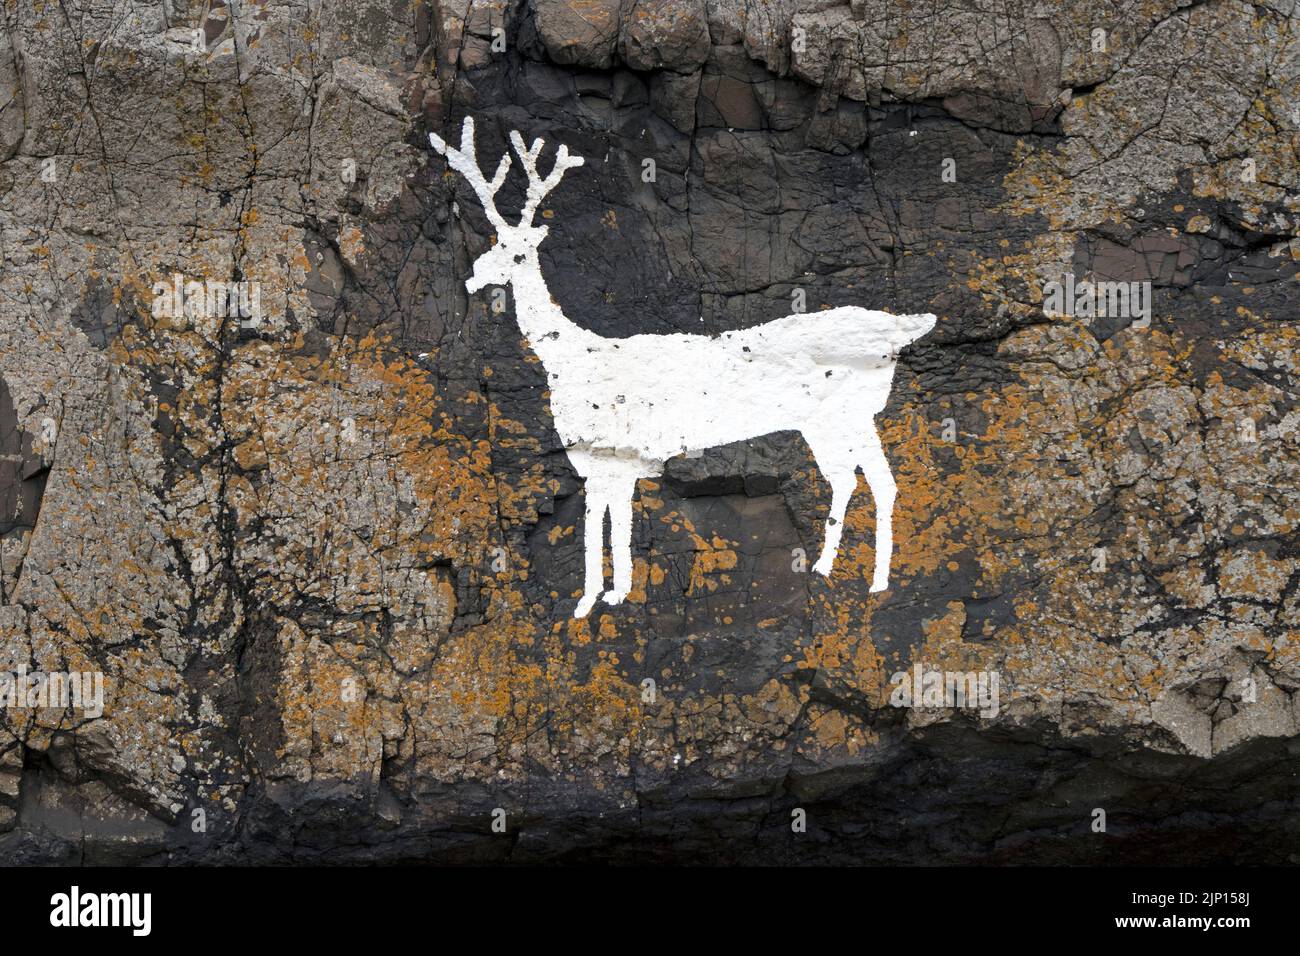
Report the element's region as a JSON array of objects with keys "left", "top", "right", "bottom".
[
  {"left": 415, "top": 608, "right": 644, "bottom": 776},
  {"left": 276, "top": 617, "right": 405, "bottom": 782},
  {"left": 687, "top": 533, "right": 738, "bottom": 595},
  {"left": 1218, "top": 323, "right": 1300, "bottom": 376},
  {"left": 1216, "top": 547, "right": 1293, "bottom": 604},
  {"left": 337, "top": 225, "right": 365, "bottom": 265},
  {"left": 797, "top": 590, "right": 883, "bottom": 697},
  {"left": 798, "top": 703, "right": 879, "bottom": 758},
  {"left": 908, "top": 602, "right": 998, "bottom": 680}
]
